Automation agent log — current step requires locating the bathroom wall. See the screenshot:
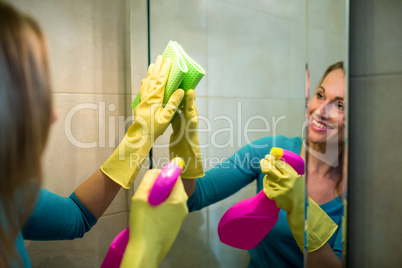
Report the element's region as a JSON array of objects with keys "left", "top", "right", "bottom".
[
  {"left": 348, "top": 0, "right": 402, "bottom": 266},
  {"left": 307, "top": 0, "right": 348, "bottom": 96},
  {"left": 8, "top": 0, "right": 133, "bottom": 266},
  {"left": 146, "top": 0, "right": 306, "bottom": 266}
]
